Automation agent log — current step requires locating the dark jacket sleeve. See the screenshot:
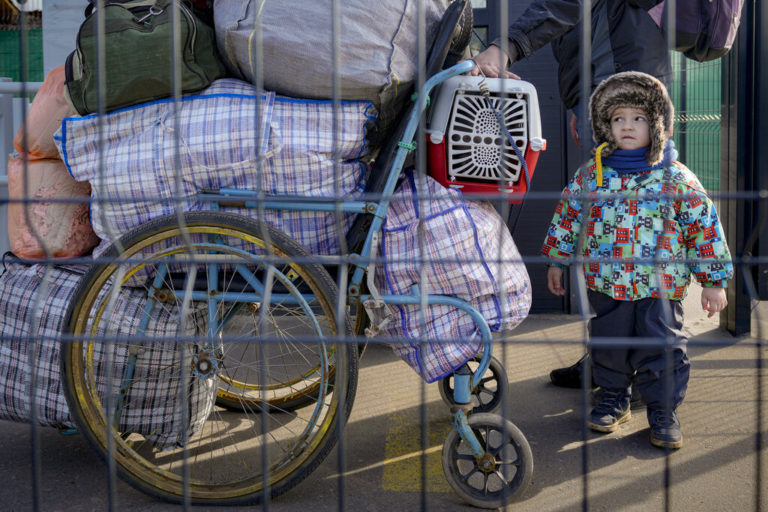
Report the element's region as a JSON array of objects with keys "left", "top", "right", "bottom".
[
  {"left": 491, "top": 0, "right": 583, "bottom": 60},
  {"left": 628, "top": 0, "right": 664, "bottom": 9}
]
